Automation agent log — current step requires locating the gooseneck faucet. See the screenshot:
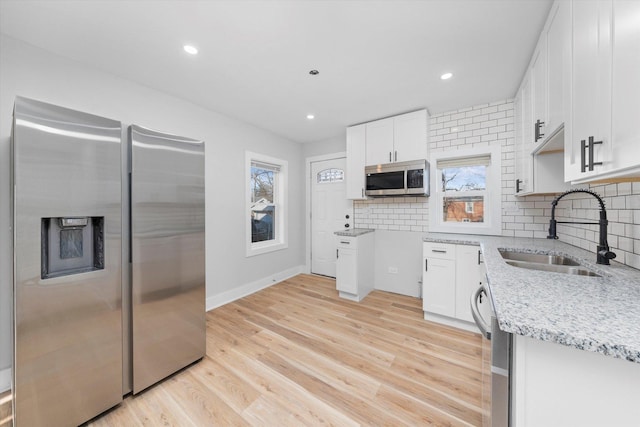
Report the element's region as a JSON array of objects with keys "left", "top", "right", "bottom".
[{"left": 547, "top": 188, "right": 616, "bottom": 265}]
